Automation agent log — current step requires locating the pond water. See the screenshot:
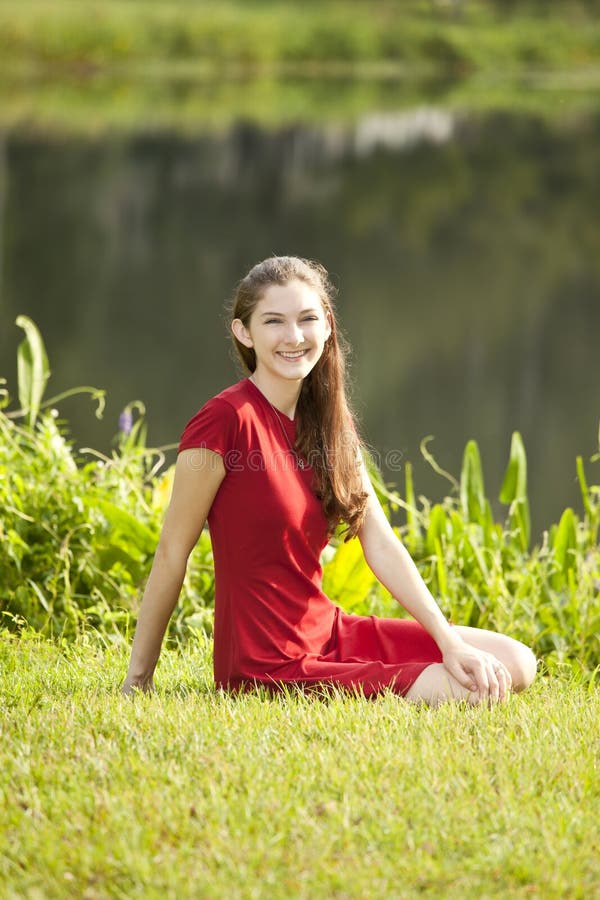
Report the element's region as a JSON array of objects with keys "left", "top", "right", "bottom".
[{"left": 1, "top": 104, "right": 599, "bottom": 539}]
